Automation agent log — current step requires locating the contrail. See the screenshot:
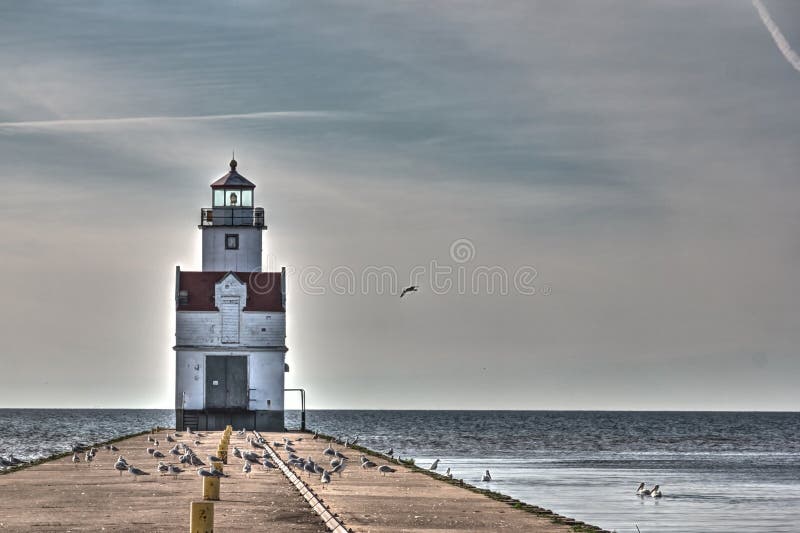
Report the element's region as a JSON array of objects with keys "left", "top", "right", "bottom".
[
  {"left": 752, "top": 0, "right": 800, "bottom": 73},
  {"left": 0, "top": 110, "right": 357, "bottom": 130}
]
